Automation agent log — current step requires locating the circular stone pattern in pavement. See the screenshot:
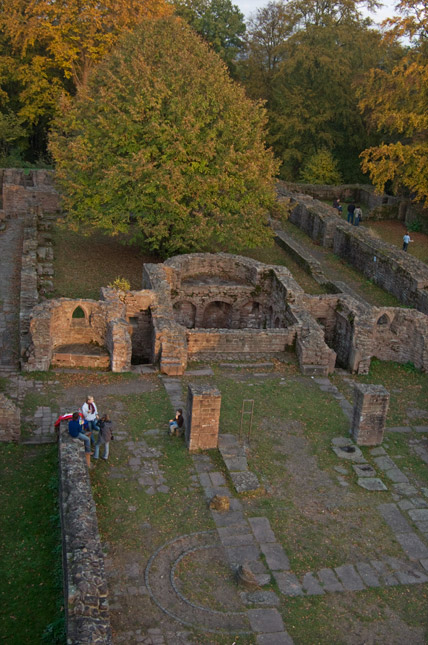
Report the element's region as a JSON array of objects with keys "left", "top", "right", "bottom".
[{"left": 145, "top": 531, "right": 251, "bottom": 634}]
